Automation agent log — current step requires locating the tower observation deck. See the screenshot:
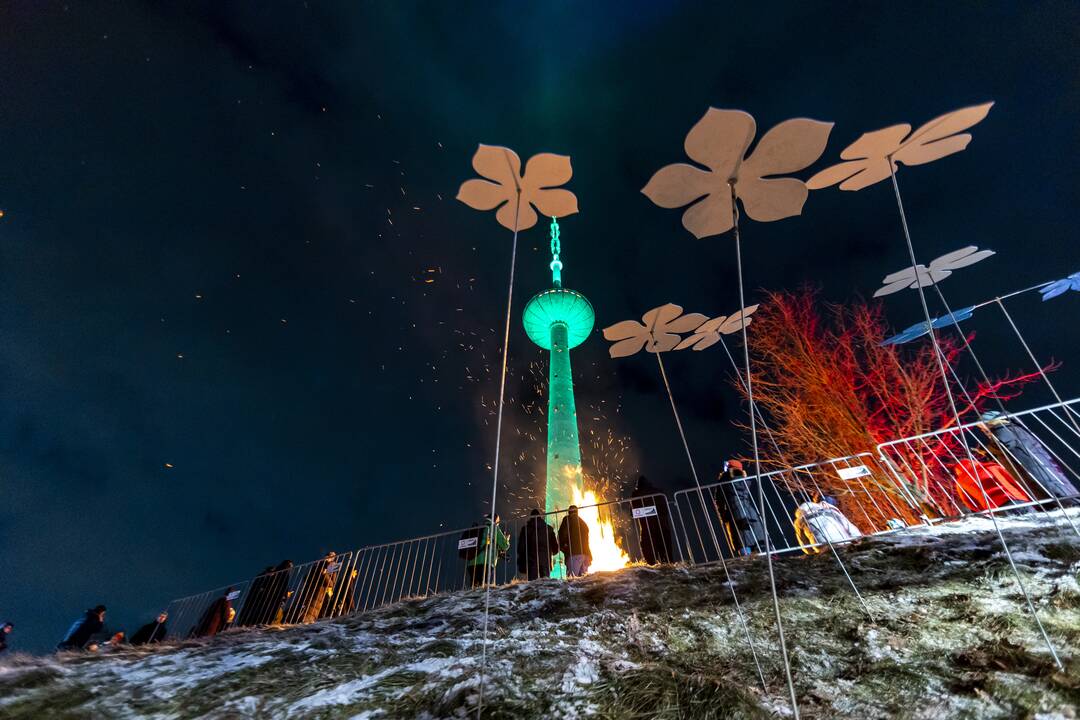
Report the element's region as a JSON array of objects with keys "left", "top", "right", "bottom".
[{"left": 522, "top": 218, "right": 595, "bottom": 515}]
